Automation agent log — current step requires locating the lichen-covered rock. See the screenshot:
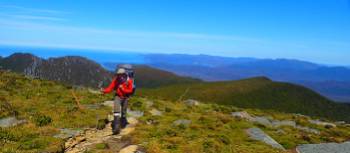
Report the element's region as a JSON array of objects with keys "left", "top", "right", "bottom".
[
  {"left": 231, "top": 111, "right": 254, "bottom": 120},
  {"left": 0, "top": 116, "right": 27, "bottom": 128},
  {"left": 54, "top": 128, "right": 83, "bottom": 139},
  {"left": 296, "top": 126, "right": 320, "bottom": 135},
  {"left": 246, "top": 128, "right": 285, "bottom": 150},
  {"left": 272, "top": 120, "right": 296, "bottom": 128},
  {"left": 309, "top": 119, "right": 336, "bottom": 128},
  {"left": 296, "top": 141, "right": 350, "bottom": 153},
  {"left": 252, "top": 116, "right": 272, "bottom": 127}
]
